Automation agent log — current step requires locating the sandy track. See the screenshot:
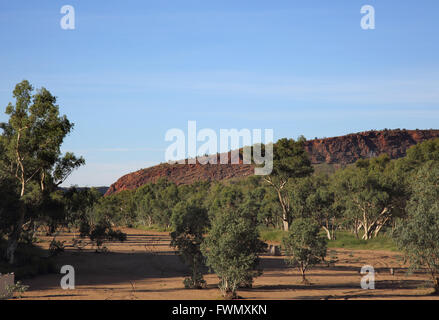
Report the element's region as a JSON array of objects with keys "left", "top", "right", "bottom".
[{"left": 17, "top": 228, "right": 439, "bottom": 300}]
